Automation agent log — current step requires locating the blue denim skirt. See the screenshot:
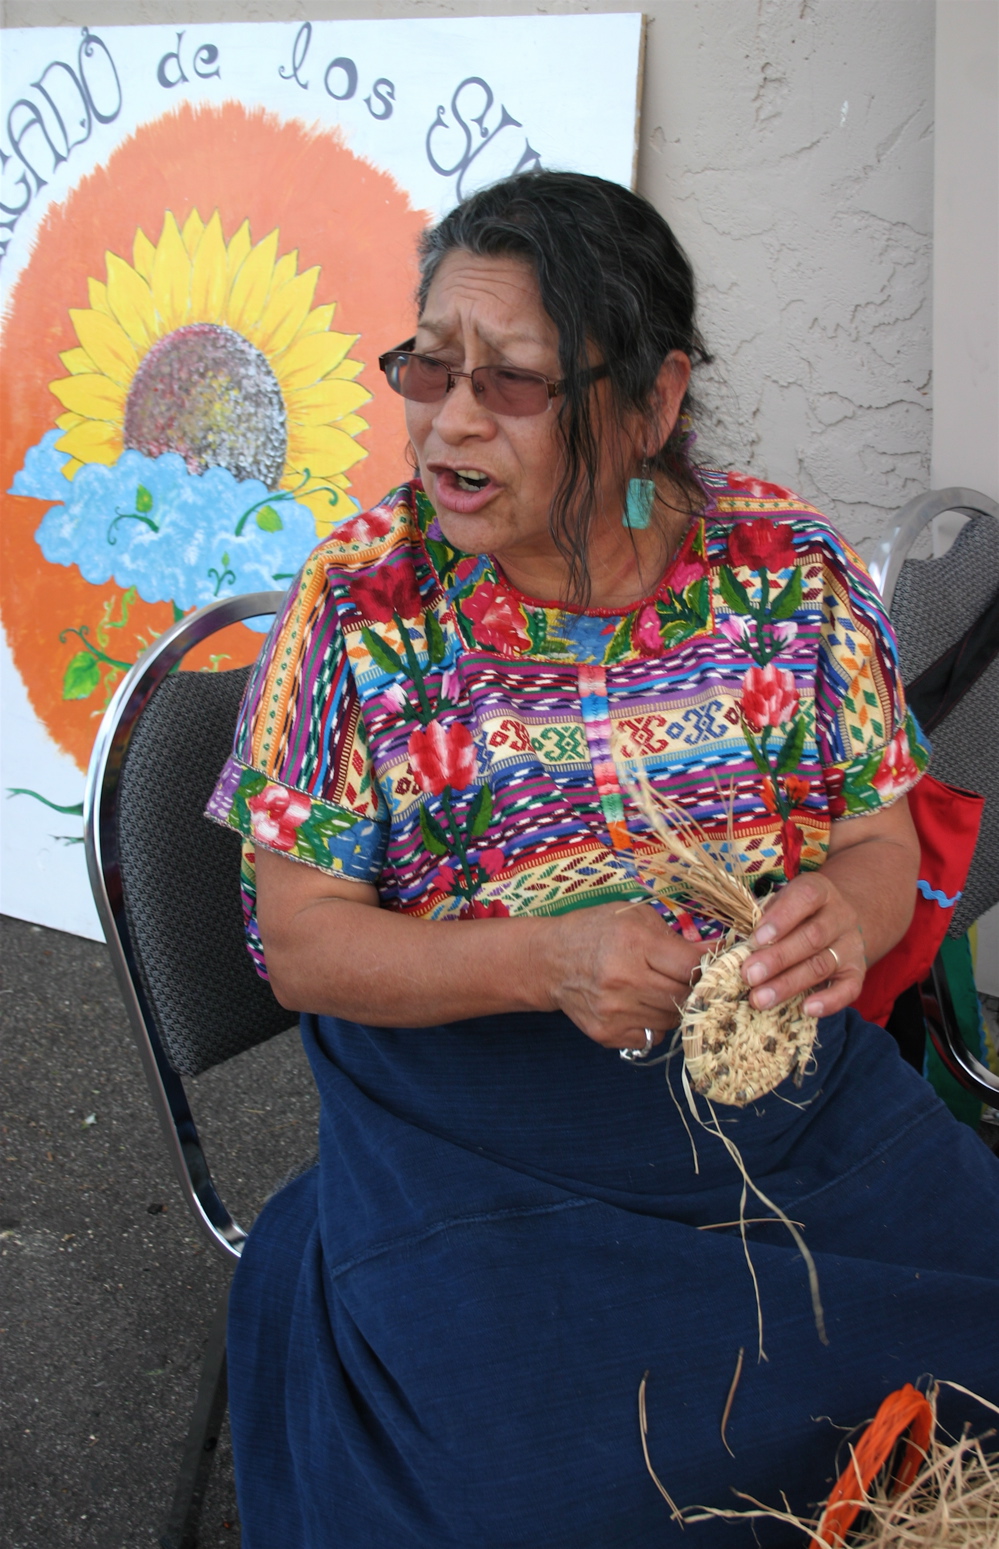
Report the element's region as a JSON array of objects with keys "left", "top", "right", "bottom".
[{"left": 228, "top": 1007, "right": 999, "bottom": 1547}]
